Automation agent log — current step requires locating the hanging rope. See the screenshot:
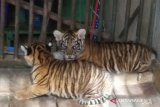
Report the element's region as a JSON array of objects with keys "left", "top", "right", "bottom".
[{"left": 90, "top": 0, "right": 100, "bottom": 40}]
